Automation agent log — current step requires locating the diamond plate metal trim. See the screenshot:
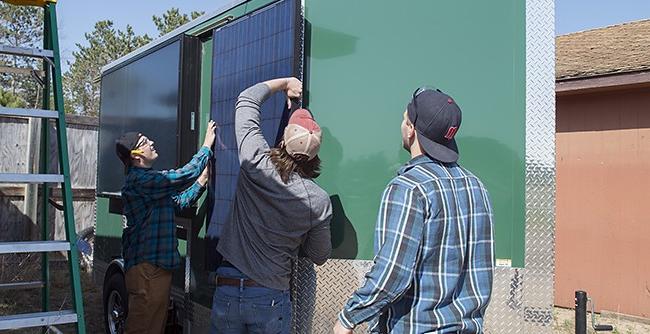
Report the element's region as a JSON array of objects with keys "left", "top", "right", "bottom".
[
  {"left": 523, "top": 0, "right": 556, "bottom": 333},
  {"left": 291, "top": 258, "right": 372, "bottom": 333},
  {"left": 484, "top": 268, "right": 525, "bottom": 334}
]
